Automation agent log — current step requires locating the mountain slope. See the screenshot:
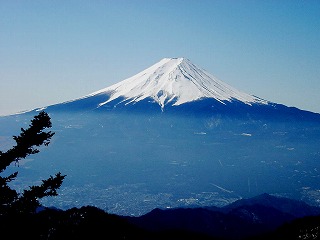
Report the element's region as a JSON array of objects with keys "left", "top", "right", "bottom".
[{"left": 33, "top": 57, "right": 271, "bottom": 113}]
